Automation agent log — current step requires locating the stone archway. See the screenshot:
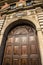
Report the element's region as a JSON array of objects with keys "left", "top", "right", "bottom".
[{"left": 0, "top": 19, "right": 41, "bottom": 65}]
